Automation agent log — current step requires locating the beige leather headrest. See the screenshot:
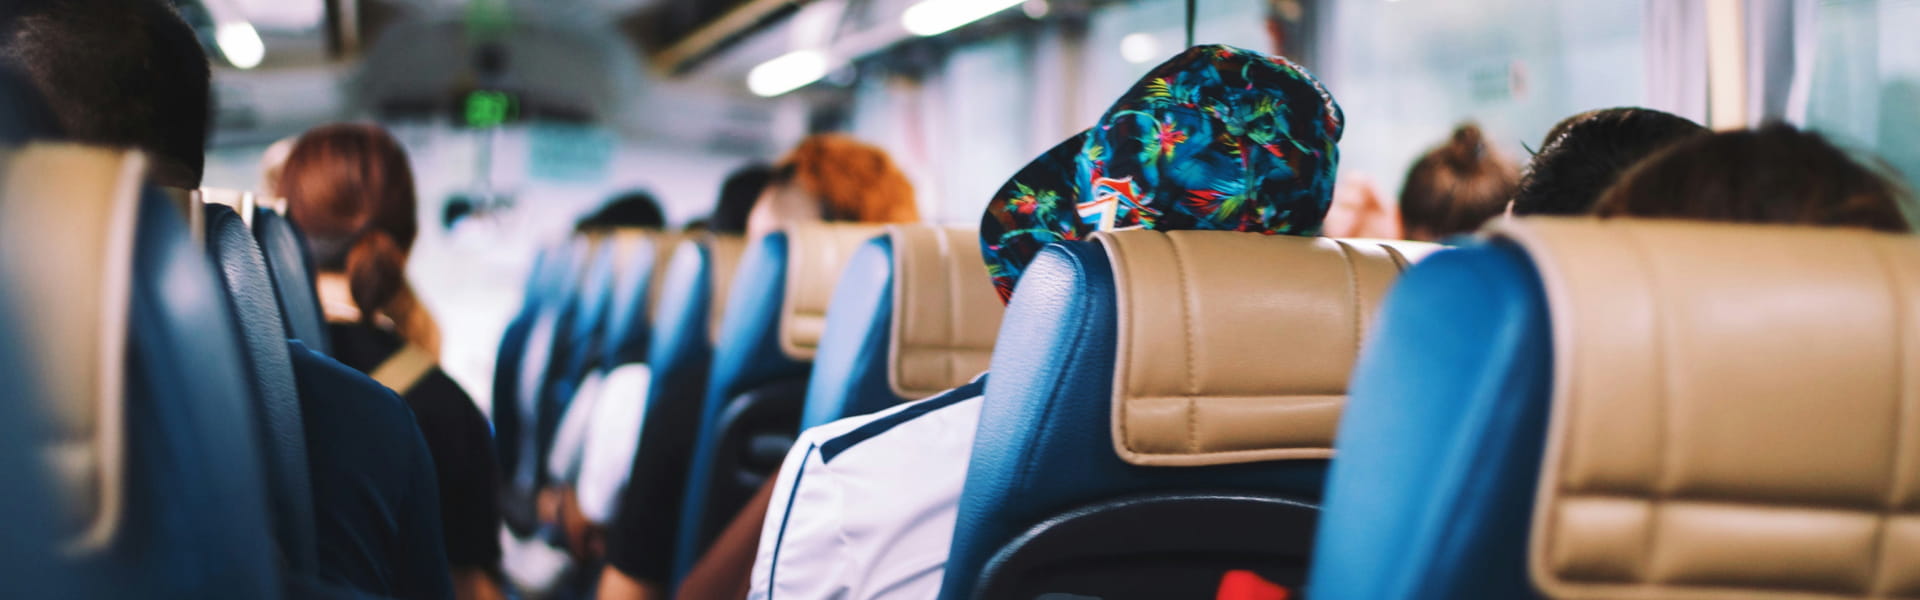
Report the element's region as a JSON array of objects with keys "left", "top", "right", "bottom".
[
  {"left": 640, "top": 231, "right": 686, "bottom": 320},
  {"left": 886, "top": 225, "right": 1004, "bottom": 400},
  {"left": 1494, "top": 218, "right": 1920, "bottom": 600},
  {"left": 1101, "top": 230, "right": 1438, "bottom": 467},
  {"left": 777, "top": 223, "right": 887, "bottom": 361},
  {"left": 705, "top": 234, "right": 746, "bottom": 343},
  {"left": 0, "top": 144, "right": 145, "bottom": 553}
]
